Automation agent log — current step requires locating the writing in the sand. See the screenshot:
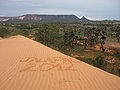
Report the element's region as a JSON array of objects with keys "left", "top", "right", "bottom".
[{"left": 20, "top": 57, "right": 80, "bottom": 72}]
